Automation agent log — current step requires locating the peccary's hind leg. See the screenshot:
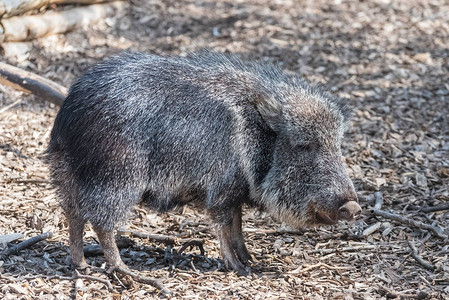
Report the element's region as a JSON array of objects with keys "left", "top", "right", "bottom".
[
  {"left": 93, "top": 226, "right": 171, "bottom": 295},
  {"left": 231, "top": 207, "right": 253, "bottom": 265},
  {"left": 67, "top": 214, "right": 88, "bottom": 269},
  {"left": 93, "top": 226, "right": 128, "bottom": 270}
]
